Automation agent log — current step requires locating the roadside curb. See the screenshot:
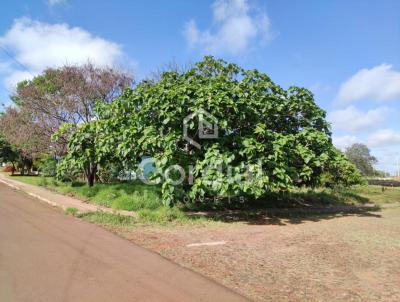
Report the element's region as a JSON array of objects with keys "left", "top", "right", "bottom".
[
  {"left": 0, "top": 175, "right": 137, "bottom": 218},
  {"left": 0, "top": 178, "right": 60, "bottom": 209}
]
